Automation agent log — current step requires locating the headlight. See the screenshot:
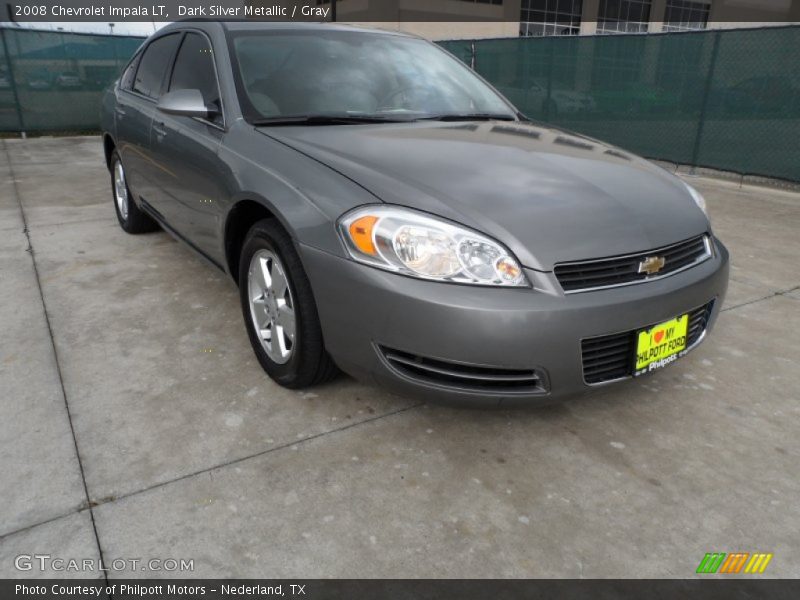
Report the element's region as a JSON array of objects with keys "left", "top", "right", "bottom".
[
  {"left": 338, "top": 206, "right": 528, "bottom": 287},
  {"left": 684, "top": 182, "right": 708, "bottom": 218}
]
